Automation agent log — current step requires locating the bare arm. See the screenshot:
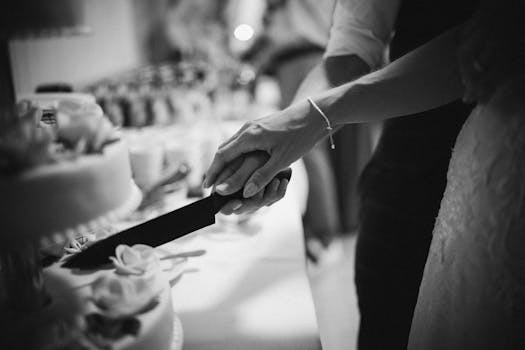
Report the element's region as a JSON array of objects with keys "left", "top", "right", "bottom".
[
  {"left": 205, "top": 25, "right": 467, "bottom": 195},
  {"left": 293, "top": 55, "right": 371, "bottom": 102},
  {"left": 313, "top": 25, "right": 465, "bottom": 126},
  {"left": 212, "top": 55, "right": 371, "bottom": 207}
]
